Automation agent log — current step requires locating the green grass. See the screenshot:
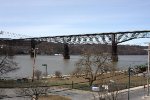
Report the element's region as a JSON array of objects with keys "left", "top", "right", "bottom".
[{"left": 0, "top": 72, "right": 147, "bottom": 91}]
